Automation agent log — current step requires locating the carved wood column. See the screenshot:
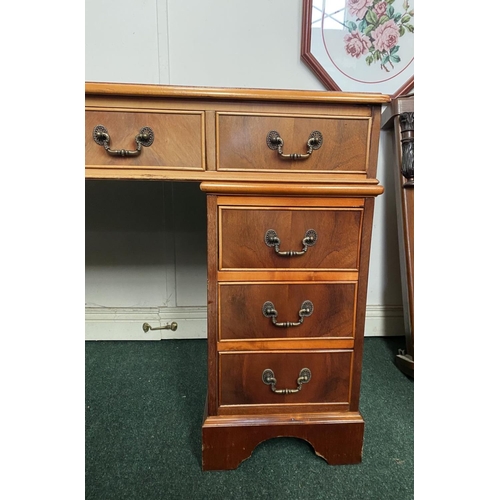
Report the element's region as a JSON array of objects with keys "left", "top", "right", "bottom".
[{"left": 382, "top": 95, "right": 414, "bottom": 378}]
